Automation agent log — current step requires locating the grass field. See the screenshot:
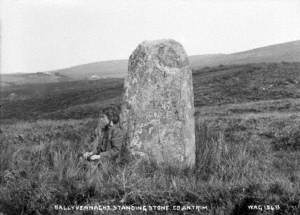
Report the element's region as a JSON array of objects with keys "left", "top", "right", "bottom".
[{"left": 0, "top": 62, "right": 299, "bottom": 214}]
